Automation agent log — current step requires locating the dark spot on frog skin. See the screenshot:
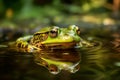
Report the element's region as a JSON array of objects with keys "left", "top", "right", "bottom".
[
  {"left": 25, "top": 44, "right": 28, "bottom": 48},
  {"left": 17, "top": 43, "right": 22, "bottom": 48},
  {"left": 21, "top": 44, "right": 24, "bottom": 48}
]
